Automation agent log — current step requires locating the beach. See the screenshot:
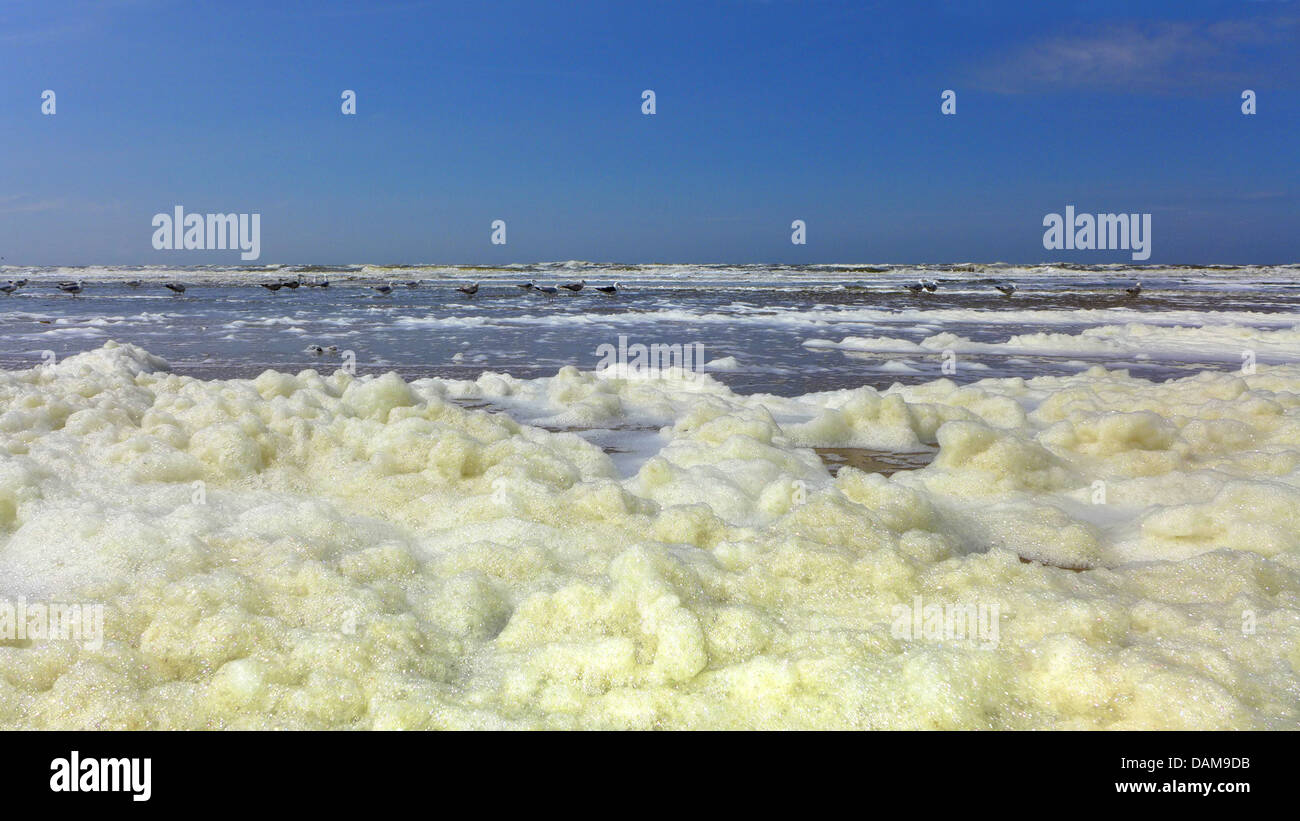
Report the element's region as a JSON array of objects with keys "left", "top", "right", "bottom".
[{"left": 1, "top": 264, "right": 1297, "bottom": 728}]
